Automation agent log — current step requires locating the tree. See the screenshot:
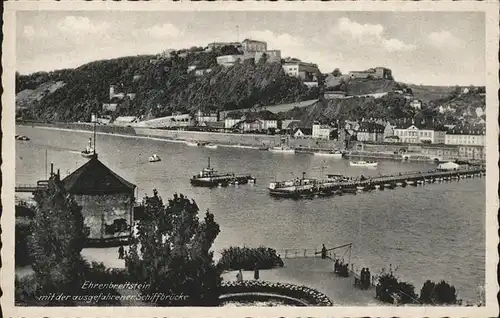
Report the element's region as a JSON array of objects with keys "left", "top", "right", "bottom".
[
  {"left": 258, "top": 52, "right": 269, "bottom": 64},
  {"left": 376, "top": 267, "right": 418, "bottom": 305},
  {"left": 332, "top": 68, "right": 342, "bottom": 77},
  {"left": 220, "top": 45, "right": 240, "bottom": 56},
  {"left": 419, "top": 280, "right": 457, "bottom": 305},
  {"left": 27, "top": 173, "right": 86, "bottom": 297},
  {"left": 126, "top": 190, "right": 221, "bottom": 306}
]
